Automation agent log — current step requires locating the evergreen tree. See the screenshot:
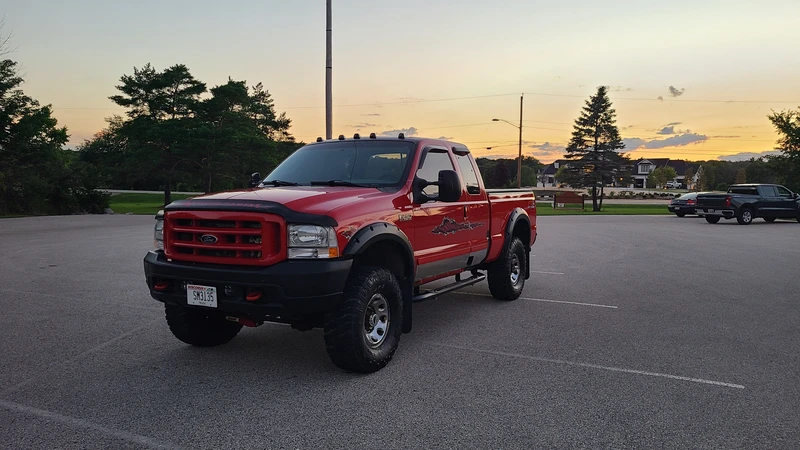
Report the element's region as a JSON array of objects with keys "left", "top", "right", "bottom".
[{"left": 562, "top": 86, "right": 631, "bottom": 211}]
